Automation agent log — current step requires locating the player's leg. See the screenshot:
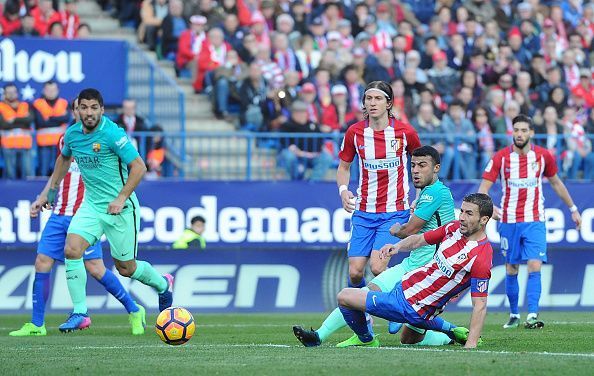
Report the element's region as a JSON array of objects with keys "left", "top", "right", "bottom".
[
  {"left": 102, "top": 209, "right": 171, "bottom": 311},
  {"left": 499, "top": 222, "right": 522, "bottom": 328},
  {"left": 336, "top": 287, "right": 378, "bottom": 346},
  {"left": 522, "top": 222, "right": 546, "bottom": 329},
  {"left": 399, "top": 324, "right": 453, "bottom": 346}
]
